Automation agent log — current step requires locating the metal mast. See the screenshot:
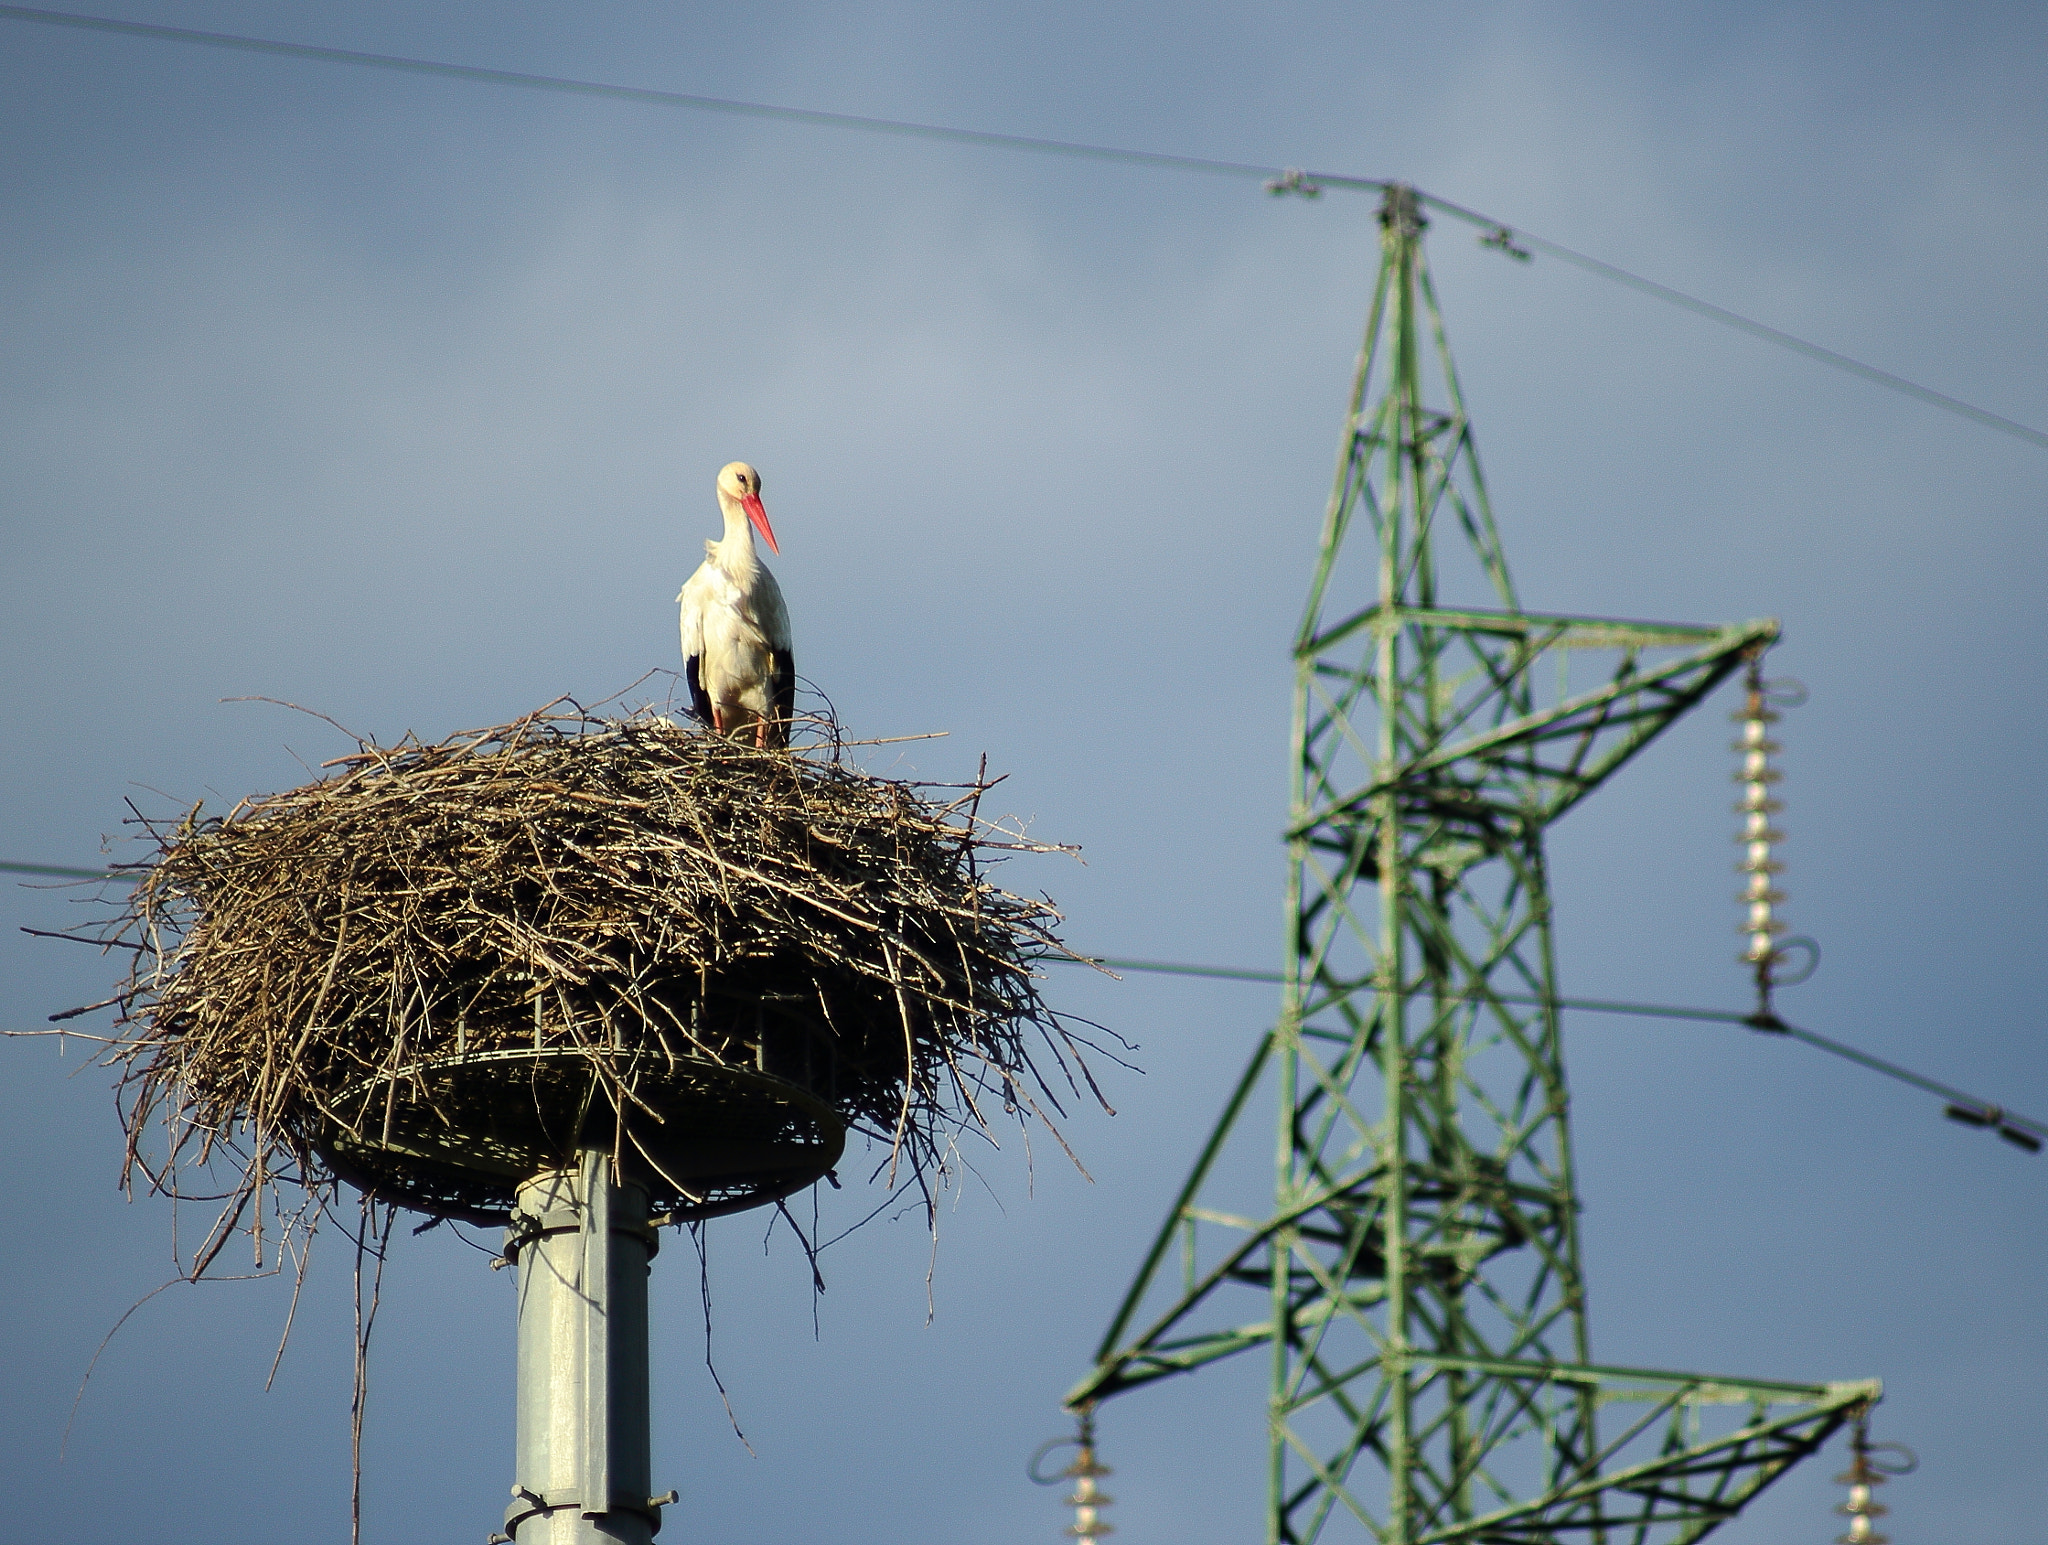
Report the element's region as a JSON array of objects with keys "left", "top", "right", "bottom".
[
  {"left": 496, "top": 1150, "right": 668, "bottom": 1545},
  {"left": 1067, "top": 186, "right": 1874, "bottom": 1545}
]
